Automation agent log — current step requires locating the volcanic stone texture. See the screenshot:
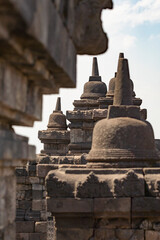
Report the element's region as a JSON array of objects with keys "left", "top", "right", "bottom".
[
  {"left": 16, "top": 162, "right": 49, "bottom": 240},
  {"left": 46, "top": 167, "right": 160, "bottom": 240},
  {"left": 0, "top": 1, "right": 113, "bottom": 239}
]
